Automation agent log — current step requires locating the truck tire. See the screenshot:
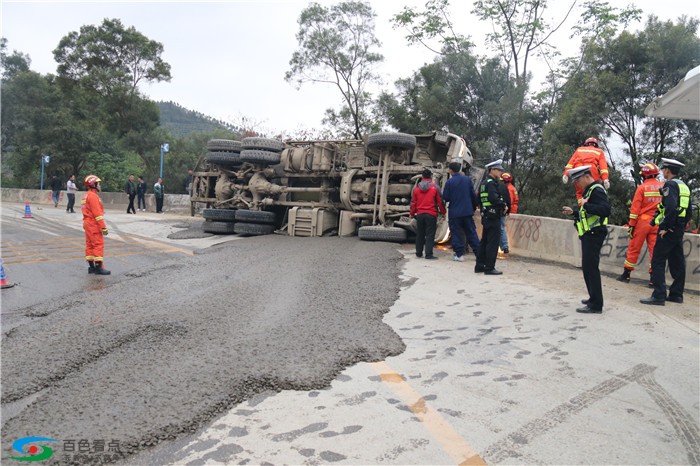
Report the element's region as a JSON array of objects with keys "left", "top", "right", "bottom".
[
  {"left": 203, "top": 220, "right": 237, "bottom": 234},
  {"left": 240, "top": 149, "right": 281, "bottom": 165},
  {"left": 241, "top": 137, "right": 285, "bottom": 153},
  {"left": 234, "top": 222, "right": 275, "bottom": 236},
  {"left": 207, "top": 139, "right": 242, "bottom": 153},
  {"left": 206, "top": 152, "right": 241, "bottom": 166},
  {"left": 234, "top": 210, "right": 277, "bottom": 224},
  {"left": 358, "top": 225, "right": 408, "bottom": 243},
  {"left": 367, "top": 132, "right": 417, "bottom": 151},
  {"left": 202, "top": 208, "right": 236, "bottom": 222}
]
